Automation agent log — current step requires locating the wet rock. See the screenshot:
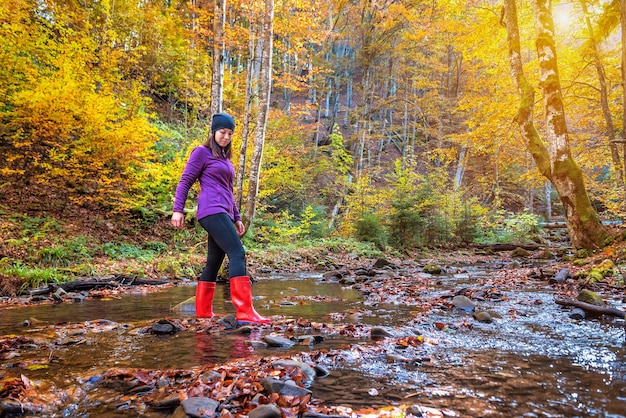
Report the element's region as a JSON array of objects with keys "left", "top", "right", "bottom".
[
  {"left": 355, "top": 275, "right": 370, "bottom": 283},
  {"left": 296, "top": 335, "right": 316, "bottom": 346},
  {"left": 151, "top": 393, "right": 181, "bottom": 410},
  {"left": 128, "top": 385, "right": 153, "bottom": 394},
  {"left": 52, "top": 287, "right": 67, "bottom": 302},
  {"left": 371, "top": 327, "right": 394, "bottom": 338},
  {"left": 248, "top": 404, "right": 282, "bottom": 418},
  {"left": 66, "top": 292, "right": 86, "bottom": 303},
  {"left": 569, "top": 308, "right": 586, "bottom": 320},
  {"left": 452, "top": 295, "right": 475, "bottom": 313},
  {"left": 260, "top": 377, "right": 312, "bottom": 396},
  {"left": 473, "top": 311, "right": 493, "bottom": 323},
  {"left": 263, "top": 335, "right": 295, "bottom": 348},
  {"left": 217, "top": 314, "right": 238, "bottom": 329},
  {"left": 423, "top": 264, "right": 443, "bottom": 274},
  {"left": 373, "top": 258, "right": 394, "bottom": 268},
  {"left": 151, "top": 319, "right": 180, "bottom": 334},
  {"left": 322, "top": 270, "right": 345, "bottom": 281},
  {"left": 246, "top": 340, "right": 269, "bottom": 348},
  {"left": 173, "top": 397, "right": 219, "bottom": 418},
  {"left": 339, "top": 276, "right": 356, "bottom": 285},
  {"left": 200, "top": 370, "right": 222, "bottom": 383},
  {"left": 302, "top": 413, "right": 347, "bottom": 418},
  {"left": 272, "top": 359, "right": 316, "bottom": 381},
  {"left": 577, "top": 289, "right": 604, "bottom": 306},
  {"left": 385, "top": 352, "right": 411, "bottom": 362},
  {"left": 235, "top": 325, "right": 253, "bottom": 334},
  {"left": 171, "top": 296, "right": 196, "bottom": 313},
  {"left": 313, "top": 364, "right": 330, "bottom": 378}
]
